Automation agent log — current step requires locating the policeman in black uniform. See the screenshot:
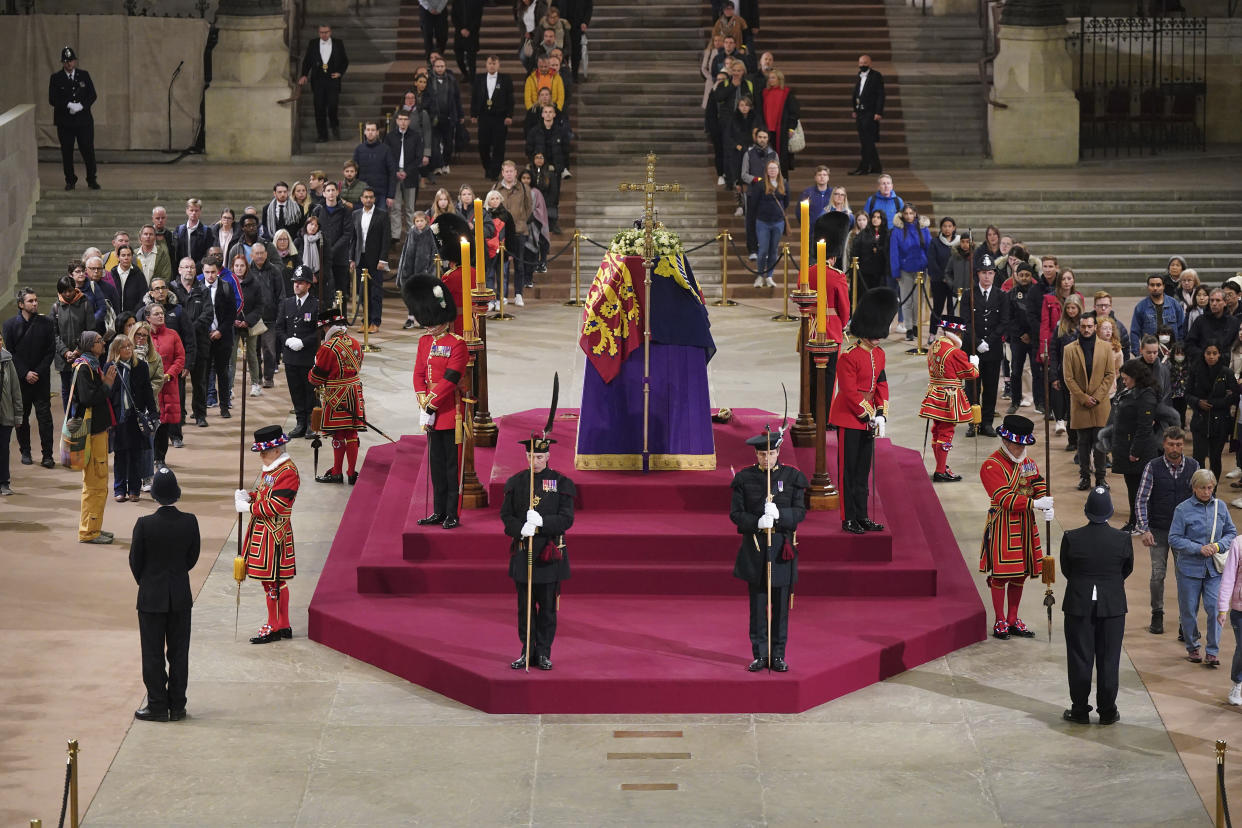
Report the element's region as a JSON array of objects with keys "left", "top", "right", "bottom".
[
  {"left": 48, "top": 46, "right": 98, "bottom": 191},
  {"left": 730, "top": 430, "right": 808, "bottom": 672},
  {"left": 274, "top": 265, "right": 321, "bottom": 438},
  {"left": 499, "top": 436, "right": 575, "bottom": 671}
]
